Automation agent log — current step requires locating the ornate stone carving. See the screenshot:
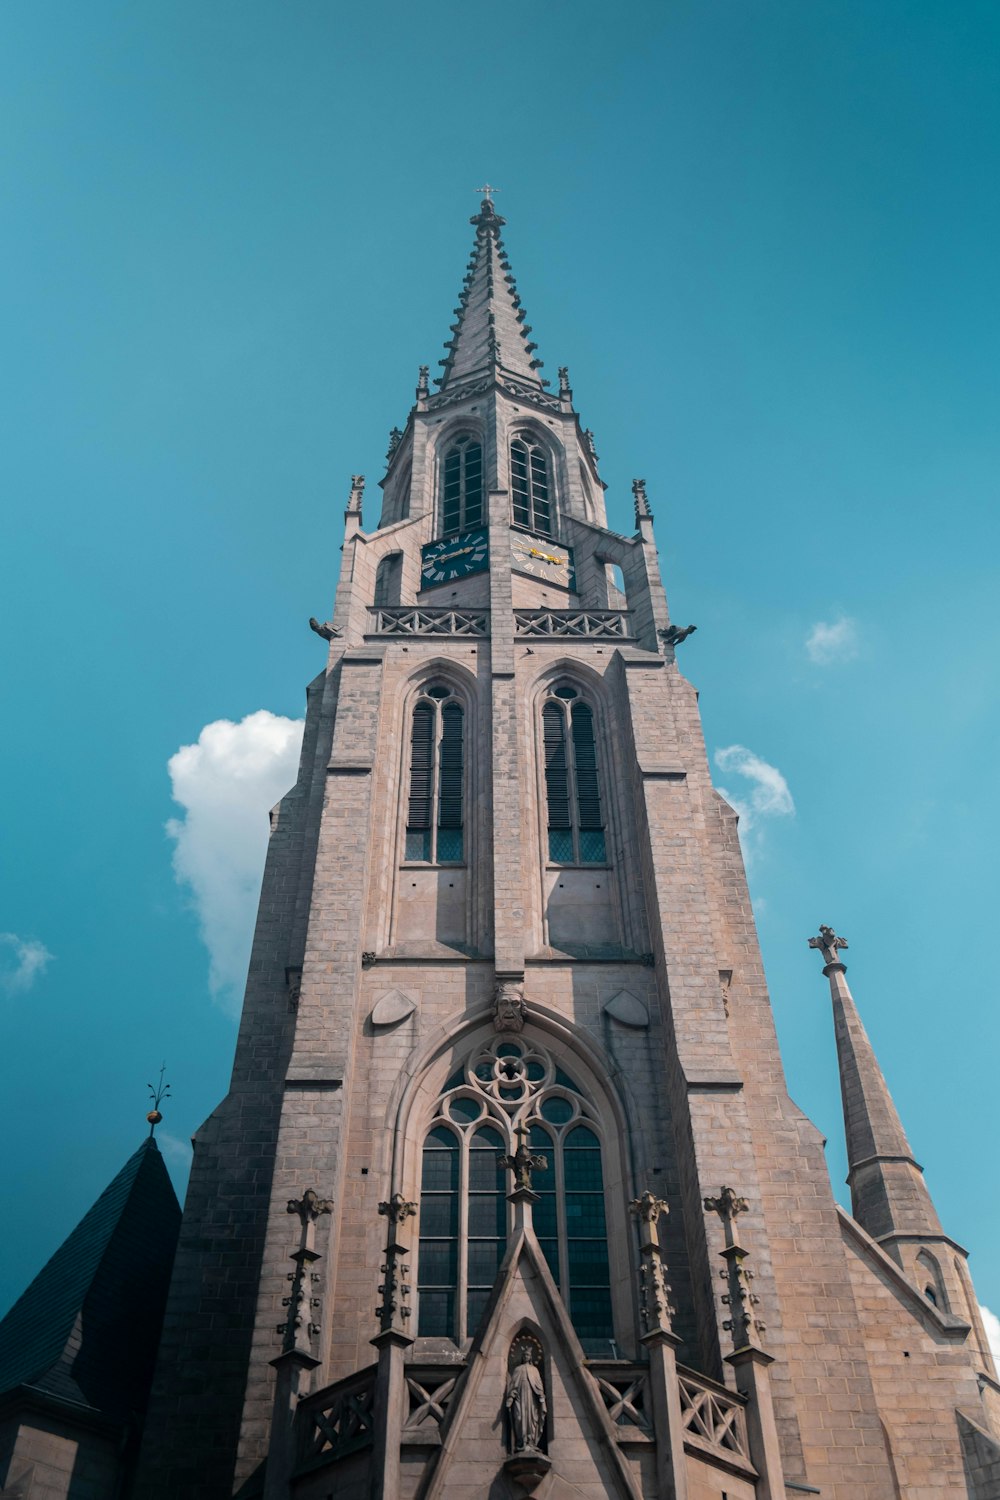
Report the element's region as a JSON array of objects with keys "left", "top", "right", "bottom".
[
  {"left": 385, "top": 426, "right": 403, "bottom": 461},
  {"left": 278, "top": 1190, "right": 332, "bottom": 1351},
  {"left": 287, "top": 1189, "right": 333, "bottom": 1225},
  {"left": 375, "top": 1196, "right": 414, "bottom": 1334},
  {"left": 704, "top": 1187, "right": 765, "bottom": 1350},
  {"left": 309, "top": 616, "right": 338, "bottom": 641},
  {"left": 285, "top": 966, "right": 302, "bottom": 1010},
  {"left": 659, "top": 623, "right": 697, "bottom": 648},
  {"left": 361, "top": 951, "right": 376, "bottom": 968},
  {"left": 632, "top": 476, "right": 651, "bottom": 520},
  {"left": 630, "top": 1191, "right": 675, "bottom": 1335},
  {"left": 558, "top": 365, "right": 571, "bottom": 394},
  {"left": 808, "top": 925, "right": 848, "bottom": 966},
  {"left": 493, "top": 978, "right": 527, "bottom": 1032},
  {"left": 505, "top": 1340, "right": 546, "bottom": 1453},
  {"left": 703, "top": 1186, "right": 749, "bottom": 1224},
  {"left": 346, "top": 474, "right": 365, "bottom": 514},
  {"left": 498, "top": 1121, "right": 548, "bottom": 1194},
  {"left": 378, "top": 1192, "right": 417, "bottom": 1223},
  {"left": 630, "top": 1190, "right": 668, "bottom": 1223}
]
